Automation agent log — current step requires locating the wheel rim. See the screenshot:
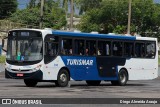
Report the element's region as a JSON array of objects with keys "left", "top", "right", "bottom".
[
  {"left": 60, "top": 73, "right": 67, "bottom": 83},
  {"left": 120, "top": 72, "right": 126, "bottom": 83}
]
